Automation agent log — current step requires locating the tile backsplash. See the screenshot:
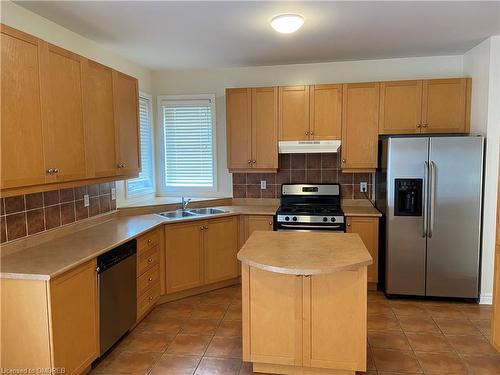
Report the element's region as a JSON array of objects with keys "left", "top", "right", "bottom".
[
  {"left": 0, "top": 182, "right": 116, "bottom": 244},
  {"left": 232, "top": 153, "right": 373, "bottom": 200}
]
